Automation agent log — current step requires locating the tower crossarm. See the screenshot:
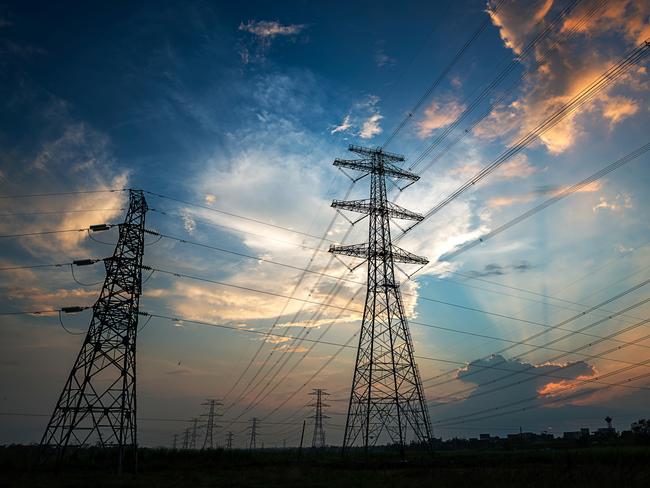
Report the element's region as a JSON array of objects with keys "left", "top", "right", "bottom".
[
  {"left": 329, "top": 243, "right": 428, "bottom": 265},
  {"left": 333, "top": 158, "right": 420, "bottom": 181},
  {"left": 332, "top": 199, "right": 424, "bottom": 221}
]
